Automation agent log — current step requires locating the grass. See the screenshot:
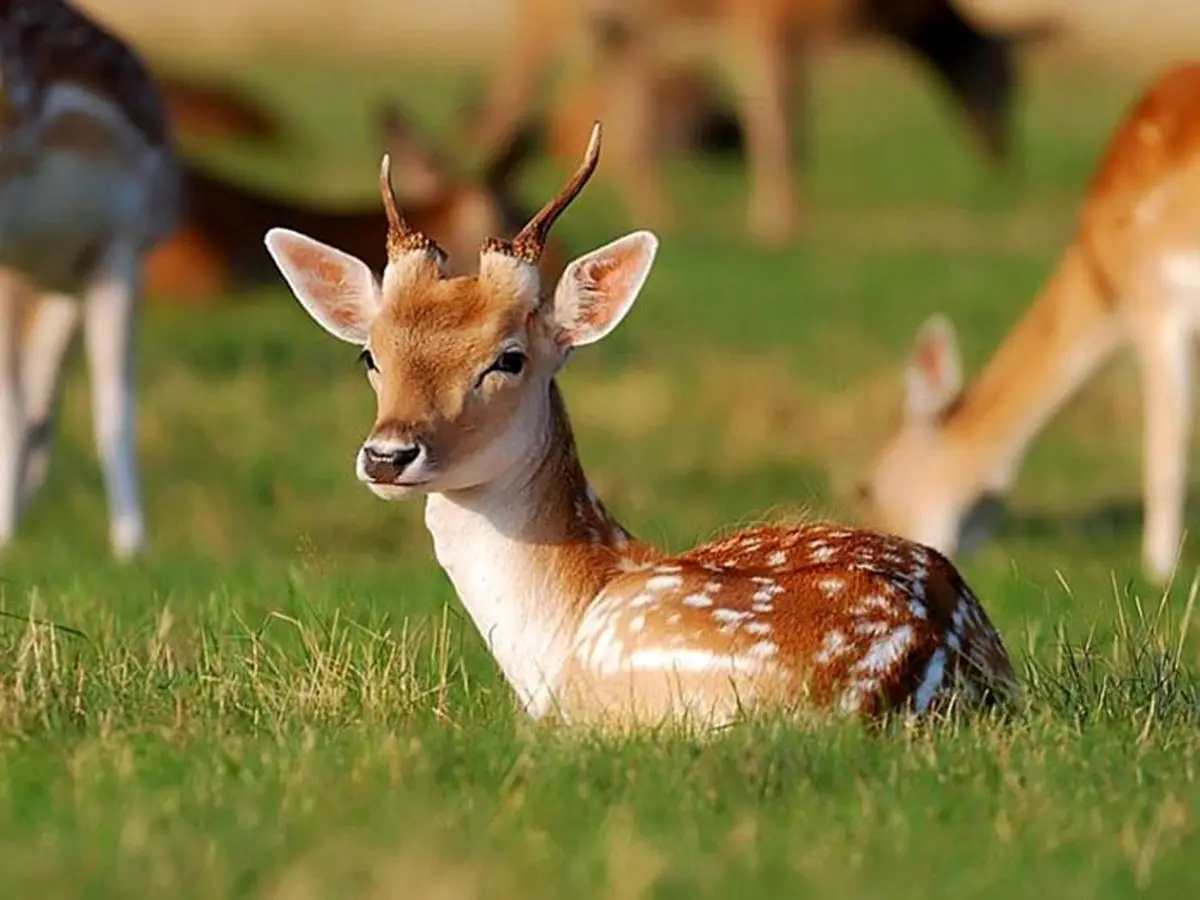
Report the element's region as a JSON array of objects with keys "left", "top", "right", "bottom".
[{"left": 2, "top": 49, "right": 1199, "bottom": 897}]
